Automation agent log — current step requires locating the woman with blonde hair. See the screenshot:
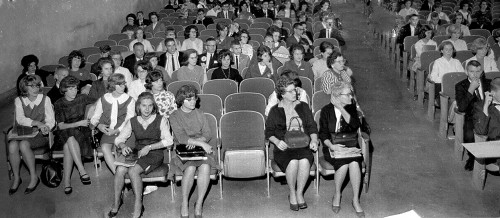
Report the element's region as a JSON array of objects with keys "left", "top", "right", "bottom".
[
  {"left": 466, "top": 38, "right": 498, "bottom": 73},
  {"left": 443, "top": 24, "right": 467, "bottom": 51}
]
